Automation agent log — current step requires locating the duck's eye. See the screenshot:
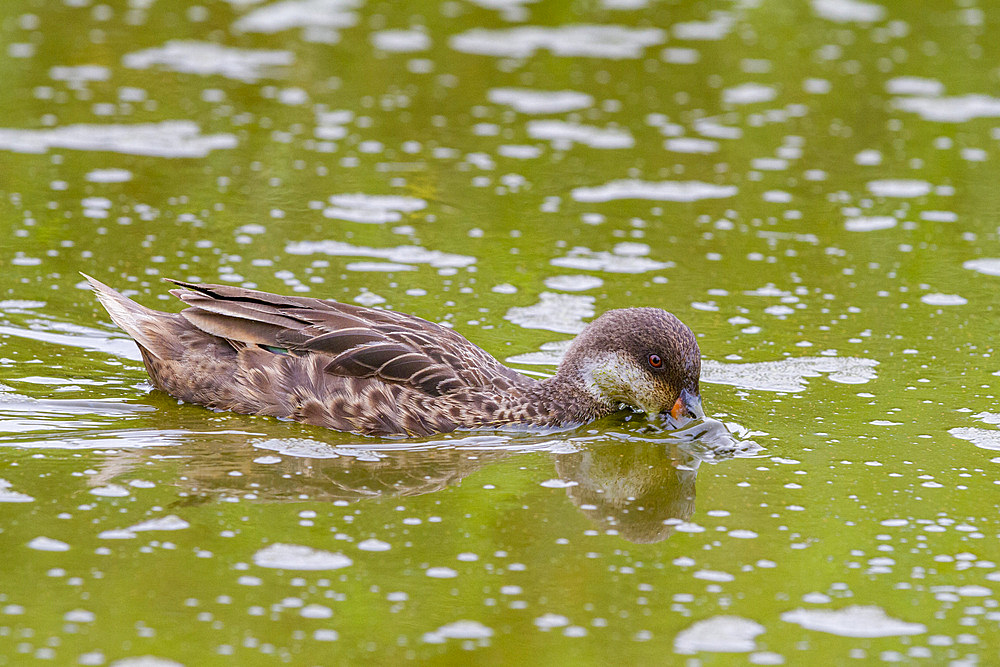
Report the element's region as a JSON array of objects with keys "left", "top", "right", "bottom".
[{"left": 647, "top": 353, "right": 663, "bottom": 369}]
